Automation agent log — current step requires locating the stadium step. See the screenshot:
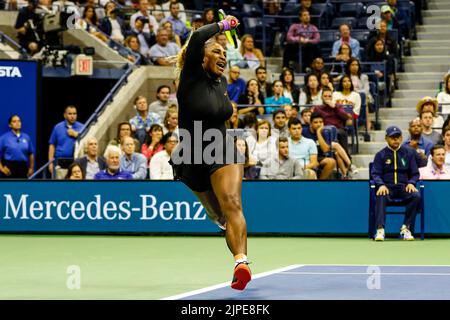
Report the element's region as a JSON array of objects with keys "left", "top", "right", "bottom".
[
  {"left": 358, "top": 142, "right": 387, "bottom": 154},
  {"left": 393, "top": 89, "right": 438, "bottom": 99},
  {"left": 416, "top": 25, "right": 450, "bottom": 33},
  {"left": 378, "top": 107, "right": 418, "bottom": 118},
  {"left": 411, "top": 40, "right": 450, "bottom": 48},
  {"left": 398, "top": 80, "right": 441, "bottom": 90},
  {"left": 352, "top": 154, "right": 374, "bottom": 170},
  {"left": 429, "top": 1, "right": 450, "bottom": 10},
  {"left": 391, "top": 98, "right": 420, "bottom": 109},
  {"left": 396, "top": 72, "right": 444, "bottom": 81},
  {"left": 422, "top": 9, "right": 450, "bottom": 17},
  {"left": 404, "top": 63, "right": 449, "bottom": 73},
  {"left": 379, "top": 119, "right": 410, "bottom": 130},
  {"left": 404, "top": 56, "right": 450, "bottom": 64},
  {"left": 423, "top": 16, "right": 450, "bottom": 25},
  {"left": 417, "top": 32, "right": 450, "bottom": 40},
  {"left": 412, "top": 47, "right": 450, "bottom": 56}
]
